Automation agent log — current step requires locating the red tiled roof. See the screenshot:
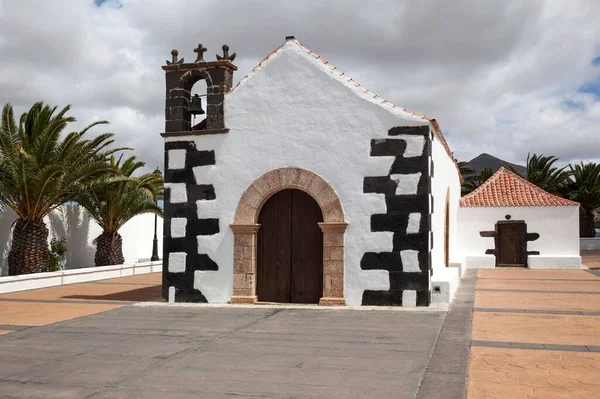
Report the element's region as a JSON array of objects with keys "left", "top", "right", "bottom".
[
  {"left": 460, "top": 167, "right": 579, "bottom": 207},
  {"left": 229, "top": 38, "right": 462, "bottom": 182}
]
